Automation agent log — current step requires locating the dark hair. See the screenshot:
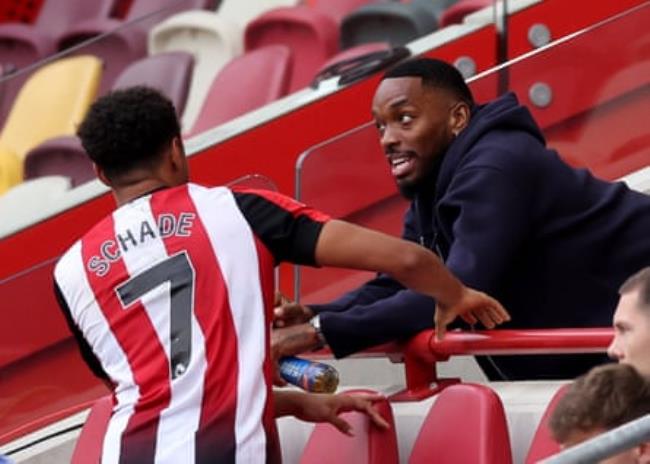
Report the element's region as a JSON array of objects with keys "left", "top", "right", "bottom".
[
  {"left": 383, "top": 58, "right": 474, "bottom": 106},
  {"left": 619, "top": 267, "right": 650, "bottom": 309},
  {"left": 549, "top": 363, "right": 650, "bottom": 443},
  {"left": 77, "top": 86, "right": 181, "bottom": 180}
]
